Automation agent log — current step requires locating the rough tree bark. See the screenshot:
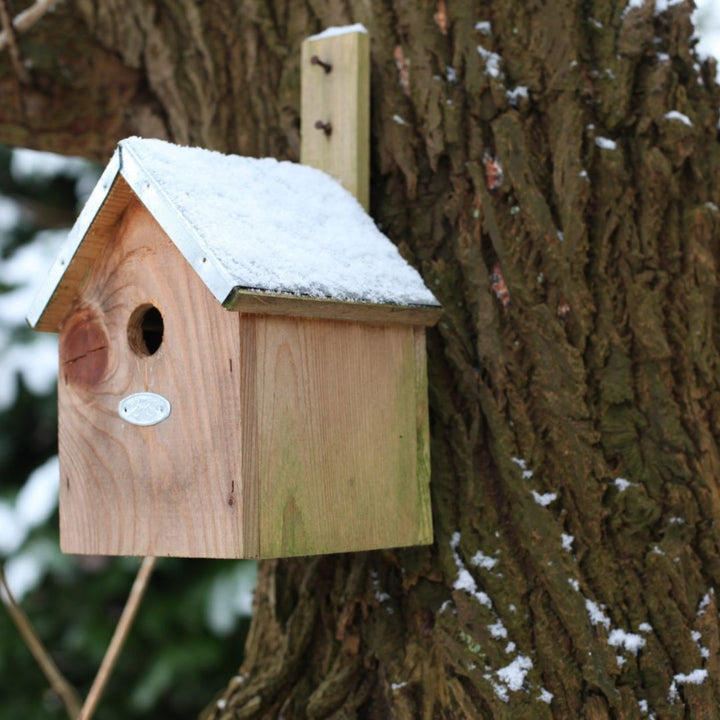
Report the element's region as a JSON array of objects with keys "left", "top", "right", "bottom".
[{"left": 2, "top": 0, "right": 720, "bottom": 717}]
